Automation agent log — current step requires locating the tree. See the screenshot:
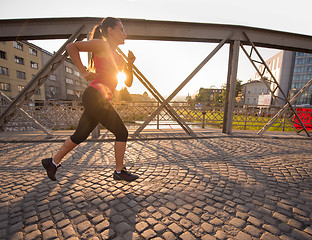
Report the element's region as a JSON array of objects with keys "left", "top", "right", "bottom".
[
  {"left": 143, "top": 91, "right": 149, "bottom": 98},
  {"left": 185, "top": 94, "right": 193, "bottom": 105},
  {"left": 235, "top": 80, "right": 243, "bottom": 98},
  {"left": 220, "top": 80, "right": 243, "bottom": 103},
  {"left": 119, "top": 87, "right": 132, "bottom": 102},
  {"left": 195, "top": 88, "right": 210, "bottom": 102}
]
